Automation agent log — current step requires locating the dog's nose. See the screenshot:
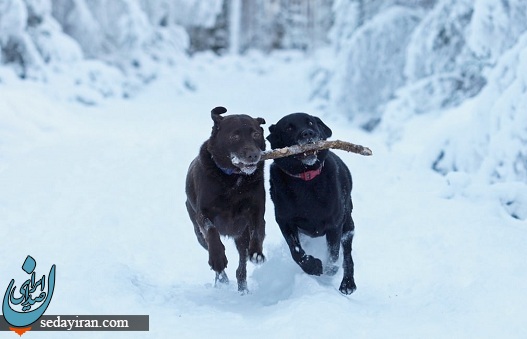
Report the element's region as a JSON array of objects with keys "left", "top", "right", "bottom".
[
  {"left": 301, "top": 129, "right": 316, "bottom": 140},
  {"left": 243, "top": 149, "right": 261, "bottom": 163}
]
